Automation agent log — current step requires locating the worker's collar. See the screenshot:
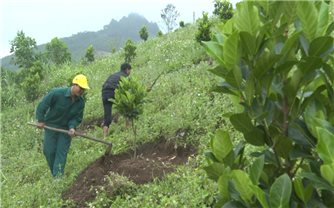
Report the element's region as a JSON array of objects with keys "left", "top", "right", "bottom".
[
  {"left": 120, "top": 70, "right": 129, "bottom": 76},
  {"left": 65, "top": 88, "right": 72, "bottom": 97}
]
